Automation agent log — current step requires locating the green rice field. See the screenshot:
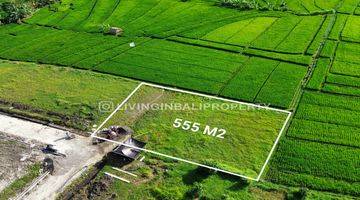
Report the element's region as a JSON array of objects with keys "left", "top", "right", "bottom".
[
  {"left": 0, "top": 0, "right": 359, "bottom": 199},
  {"left": 98, "top": 84, "right": 289, "bottom": 179}
]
